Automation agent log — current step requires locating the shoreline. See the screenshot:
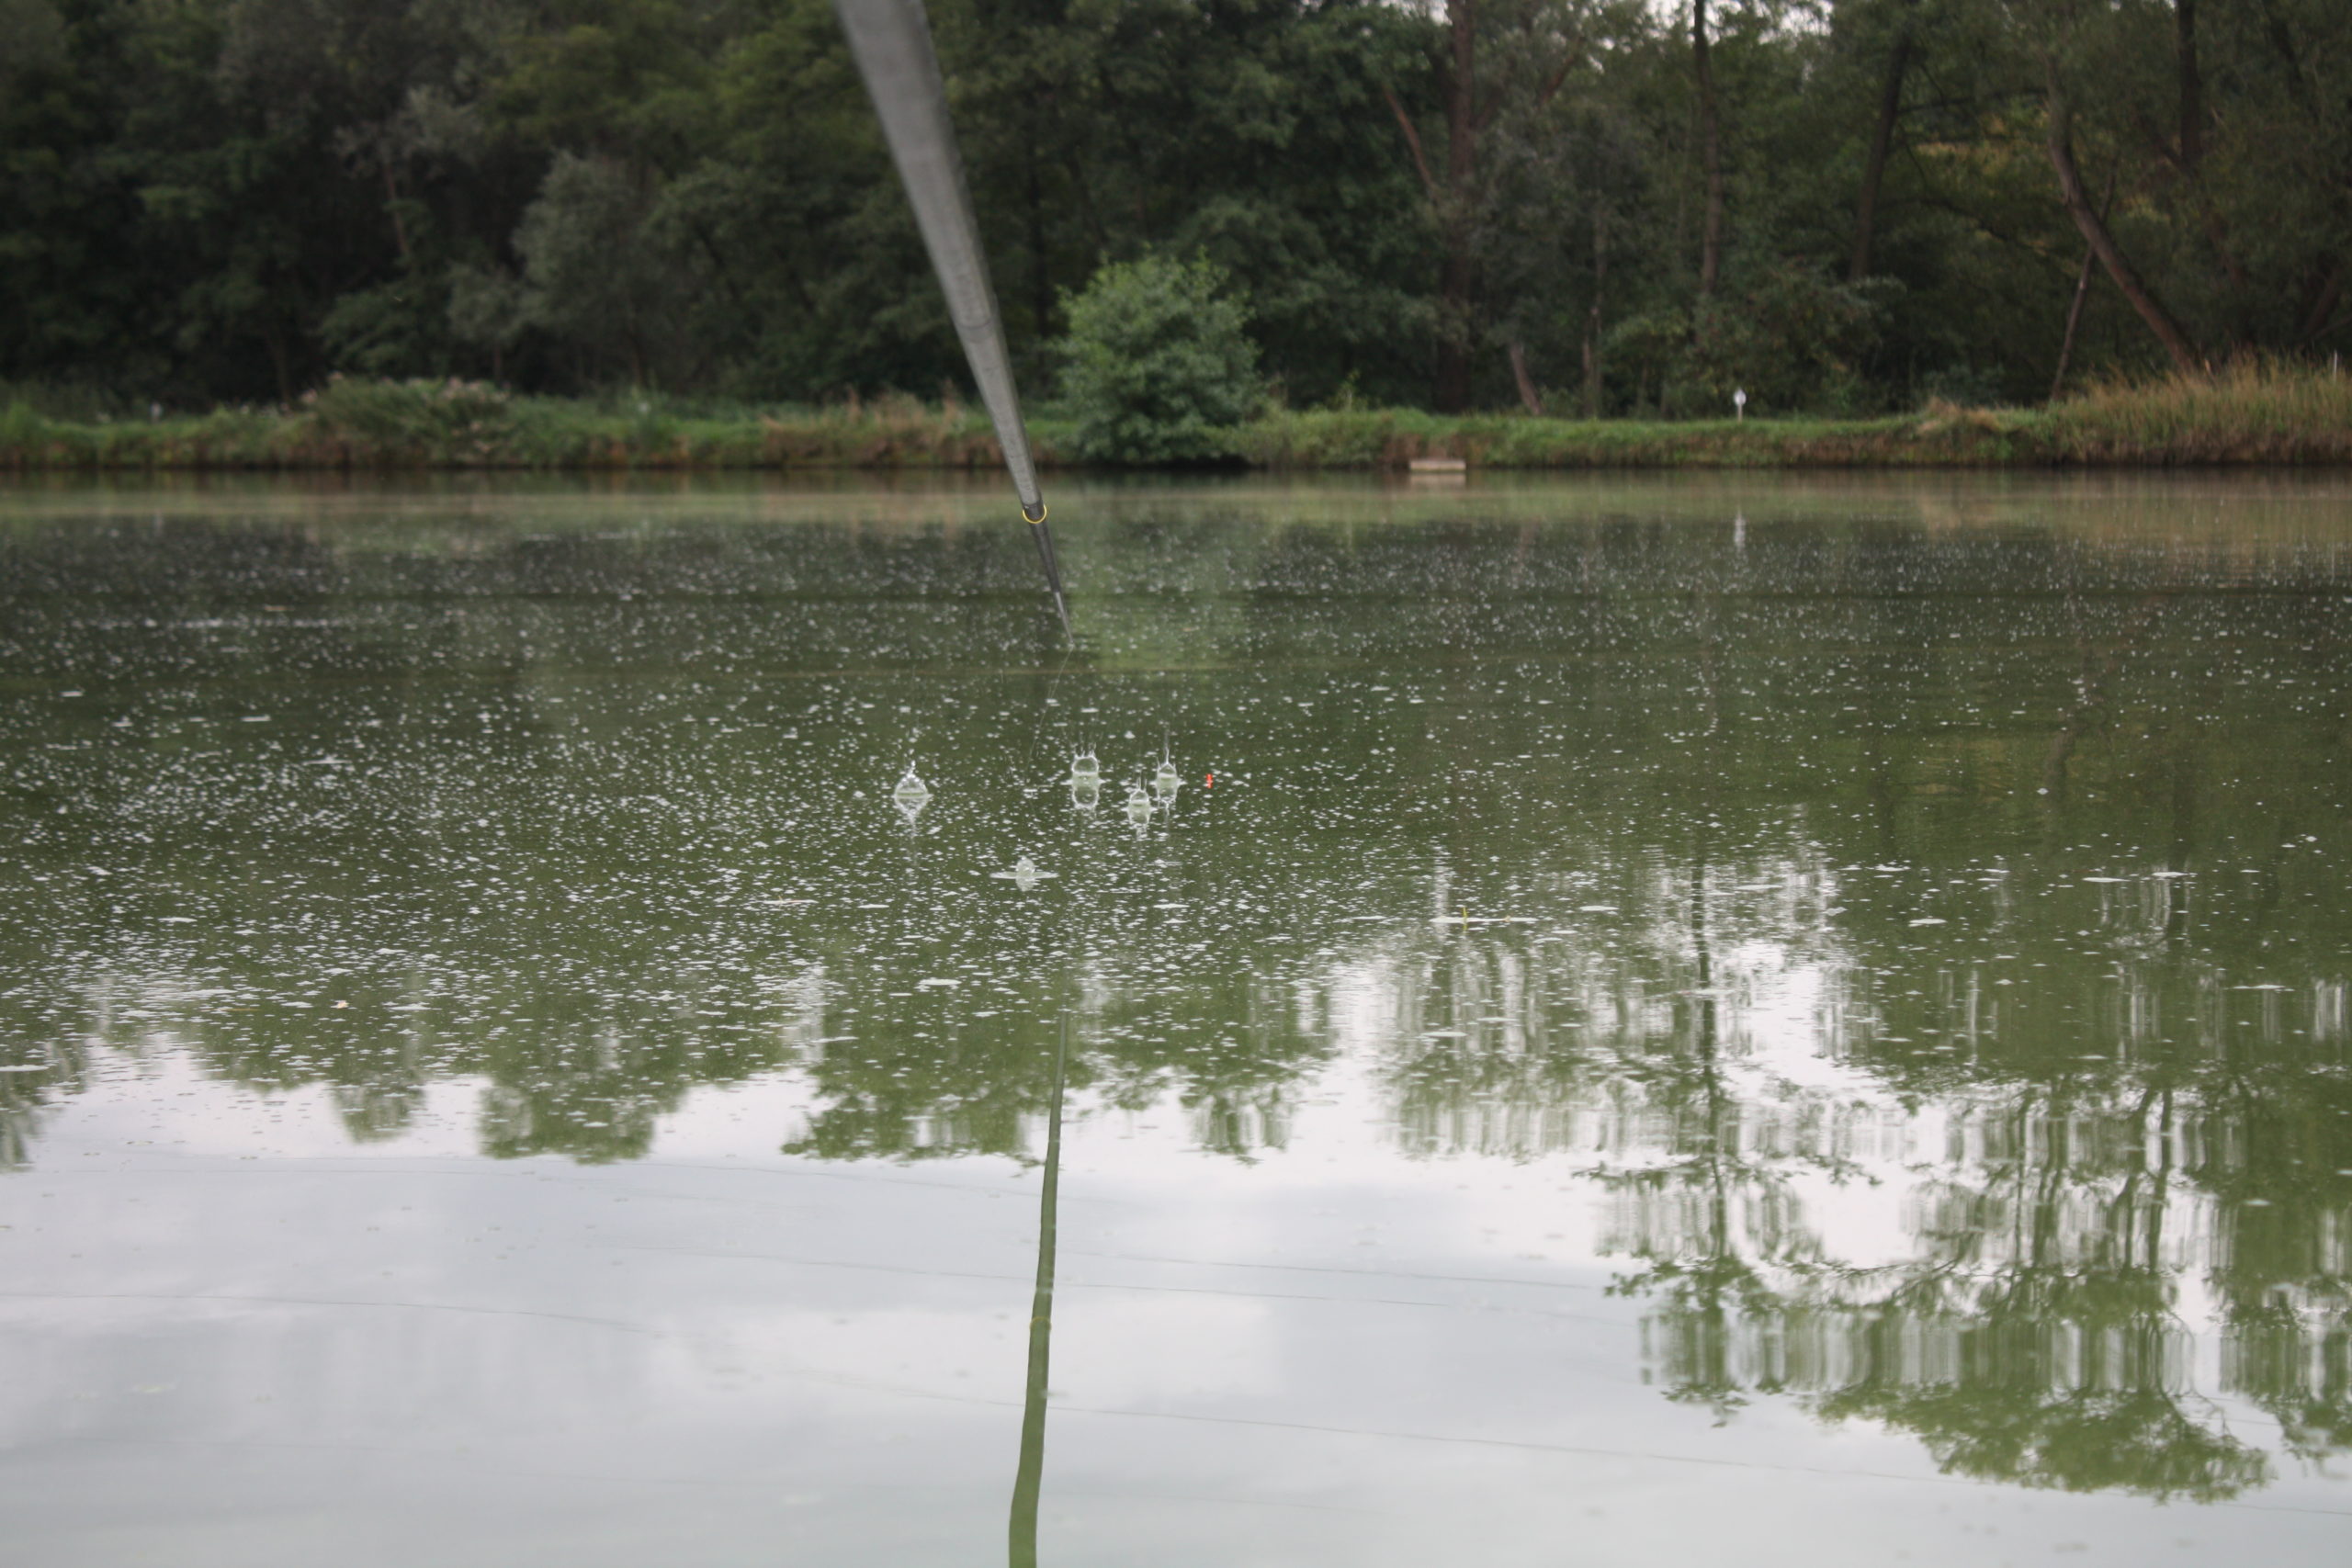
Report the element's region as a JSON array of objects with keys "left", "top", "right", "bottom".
[{"left": 5, "top": 366, "right": 2347, "bottom": 472}]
